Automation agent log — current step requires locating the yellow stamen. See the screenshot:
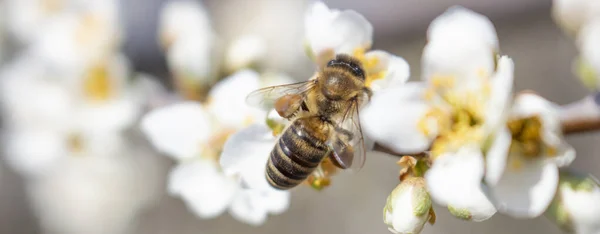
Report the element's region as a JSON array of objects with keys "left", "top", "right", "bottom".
[
  {"left": 83, "top": 63, "right": 112, "bottom": 101},
  {"left": 430, "top": 75, "right": 456, "bottom": 89},
  {"left": 507, "top": 116, "right": 551, "bottom": 158}
]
